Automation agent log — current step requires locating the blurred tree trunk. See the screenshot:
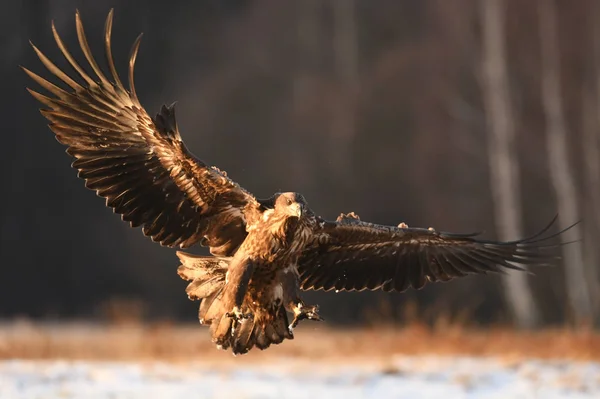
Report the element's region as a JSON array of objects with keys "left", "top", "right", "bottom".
[
  {"left": 480, "top": 0, "right": 541, "bottom": 328},
  {"left": 538, "top": 0, "right": 593, "bottom": 324},
  {"left": 588, "top": 0, "right": 600, "bottom": 323},
  {"left": 581, "top": 85, "right": 600, "bottom": 323},
  {"left": 330, "top": 0, "right": 359, "bottom": 177},
  {"left": 590, "top": 0, "right": 600, "bottom": 228}
]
